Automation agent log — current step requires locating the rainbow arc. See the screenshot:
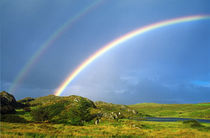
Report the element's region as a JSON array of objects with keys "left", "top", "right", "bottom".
[
  {"left": 54, "top": 15, "right": 210, "bottom": 96},
  {"left": 8, "top": 0, "right": 102, "bottom": 93}
]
